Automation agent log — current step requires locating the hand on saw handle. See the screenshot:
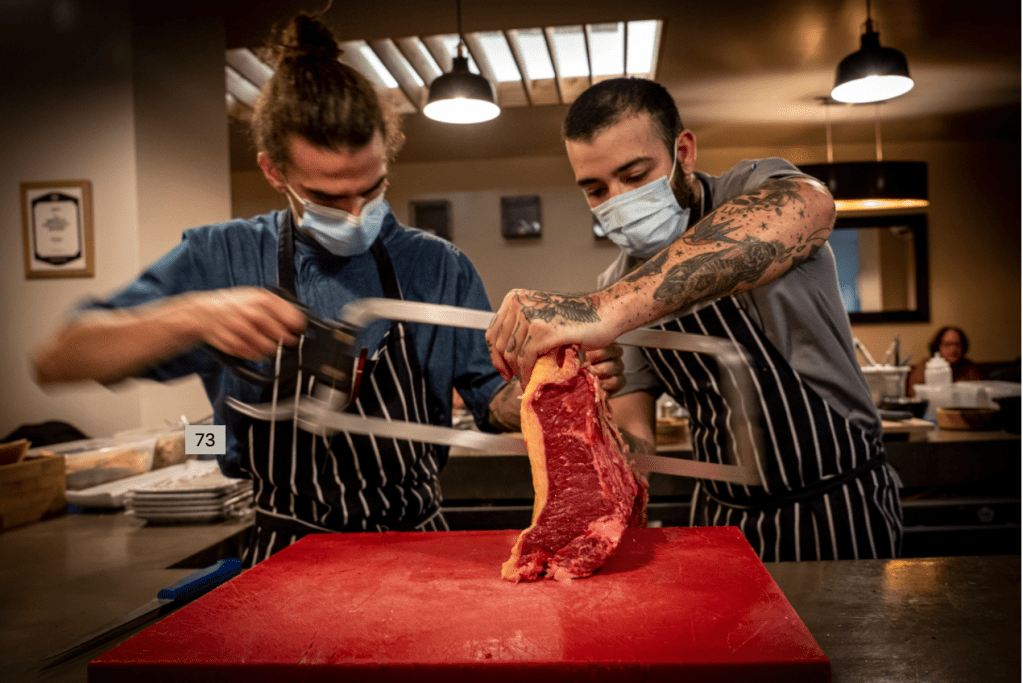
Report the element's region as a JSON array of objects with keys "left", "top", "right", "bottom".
[
  {"left": 196, "top": 287, "right": 307, "bottom": 362},
  {"left": 486, "top": 288, "right": 622, "bottom": 389}
]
